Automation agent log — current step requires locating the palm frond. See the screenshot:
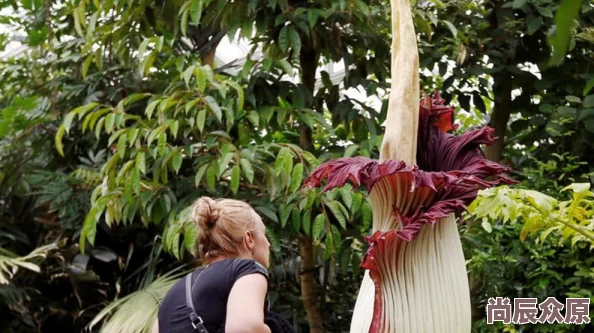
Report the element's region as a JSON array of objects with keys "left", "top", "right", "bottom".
[
  {"left": 89, "top": 268, "right": 187, "bottom": 333},
  {"left": 0, "top": 243, "right": 56, "bottom": 284}
]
